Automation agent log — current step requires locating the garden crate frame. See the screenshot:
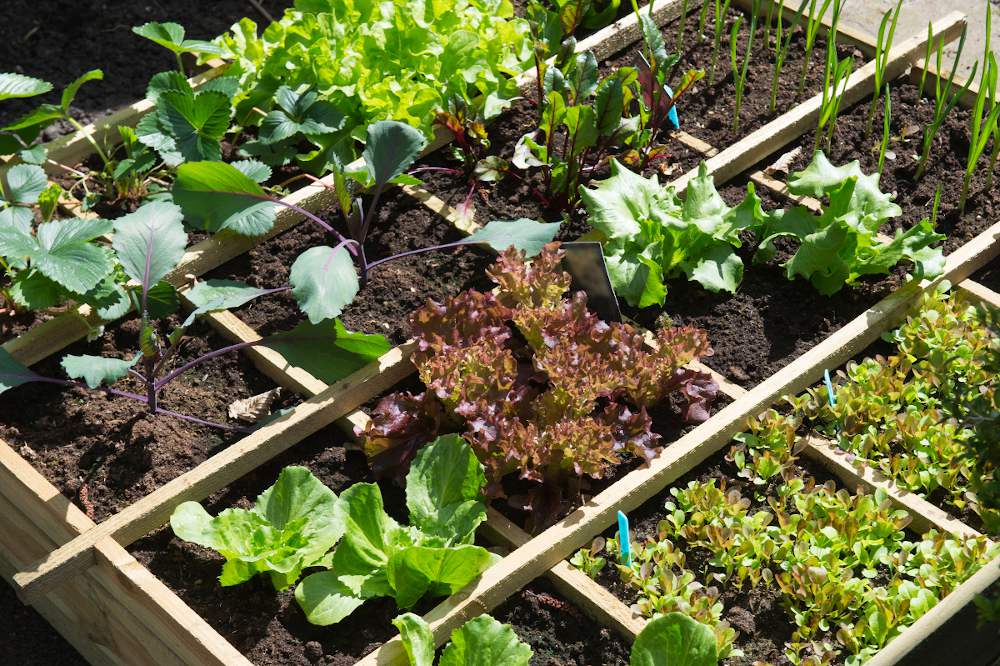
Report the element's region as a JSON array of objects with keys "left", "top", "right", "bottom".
[{"left": 1, "top": 3, "right": 997, "bottom": 665}]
